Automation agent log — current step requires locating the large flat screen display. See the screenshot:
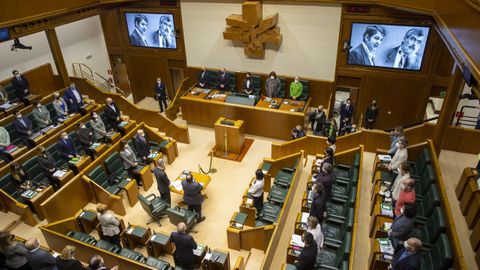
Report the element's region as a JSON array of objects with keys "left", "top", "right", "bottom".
[
  {"left": 125, "top": 12, "right": 177, "bottom": 49},
  {"left": 347, "top": 23, "right": 430, "bottom": 71}
]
